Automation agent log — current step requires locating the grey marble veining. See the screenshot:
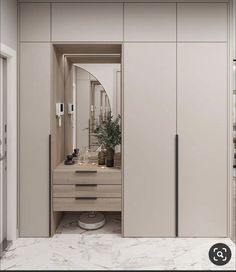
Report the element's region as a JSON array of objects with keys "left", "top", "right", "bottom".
[{"left": 1, "top": 212, "right": 235, "bottom": 270}]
